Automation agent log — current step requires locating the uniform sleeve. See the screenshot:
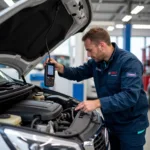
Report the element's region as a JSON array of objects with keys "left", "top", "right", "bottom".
[
  {"left": 100, "top": 58, "right": 144, "bottom": 114},
  {"left": 58, "top": 59, "right": 93, "bottom": 82}
]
